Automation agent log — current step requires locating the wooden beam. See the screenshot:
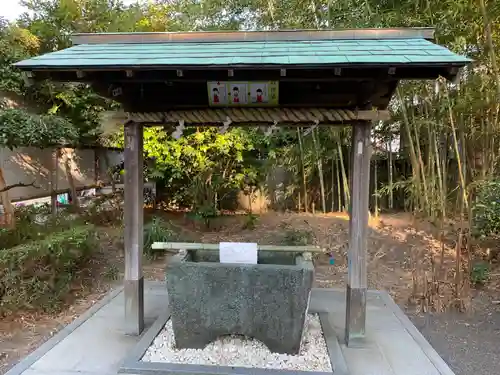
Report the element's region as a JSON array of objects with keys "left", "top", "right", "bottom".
[
  {"left": 345, "top": 120, "right": 372, "bottom": 346},
  {"left": 32, "top": 66, "right": 454, "bottom": 84},
  {"left": 151, "top": 242, "right": 325, "bottom": 253},
  {"left": 124, "top": 121, "right": 144, "bottom": 336}
]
